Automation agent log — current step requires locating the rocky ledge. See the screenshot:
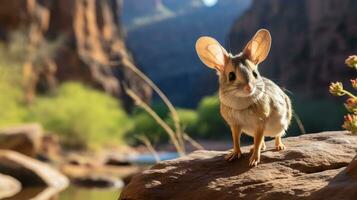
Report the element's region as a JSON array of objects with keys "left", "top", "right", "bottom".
[{"left": 120, "top": 131, "right": 357, "bottom": 200}]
